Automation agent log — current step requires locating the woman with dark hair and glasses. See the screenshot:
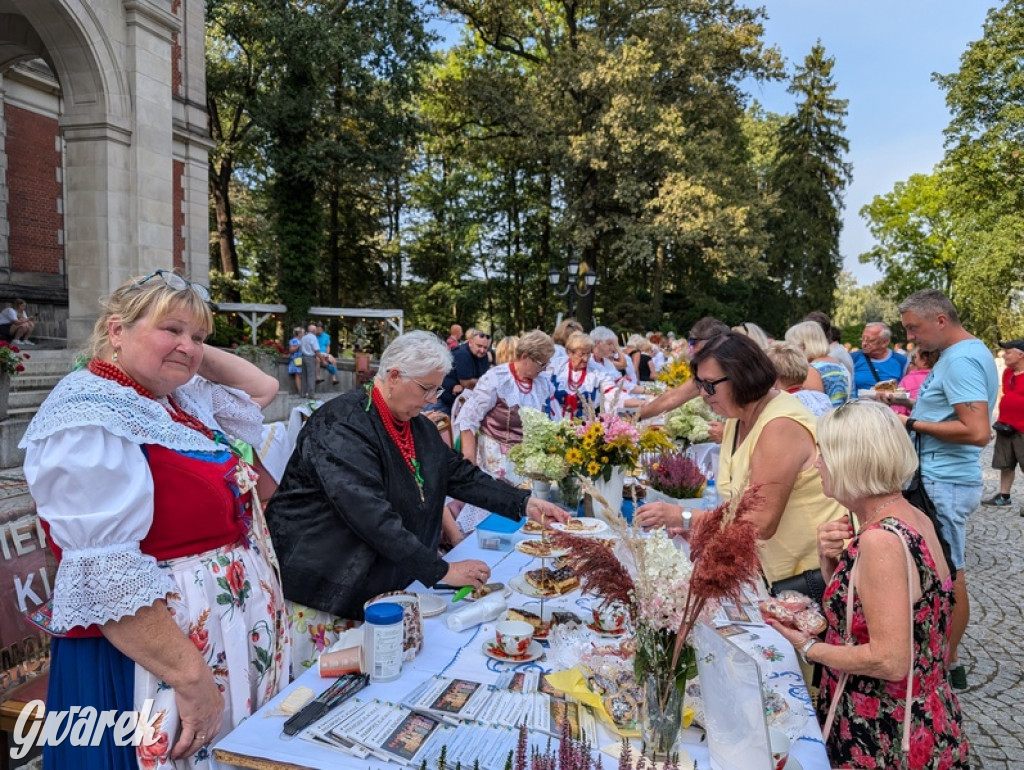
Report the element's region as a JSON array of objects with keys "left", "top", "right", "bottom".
[
  {"left": 22, "top": 270, "right": 287, "bottom": 767},
  {"left": 635, "top": 332, "right": 845, "bottom": 598}
]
